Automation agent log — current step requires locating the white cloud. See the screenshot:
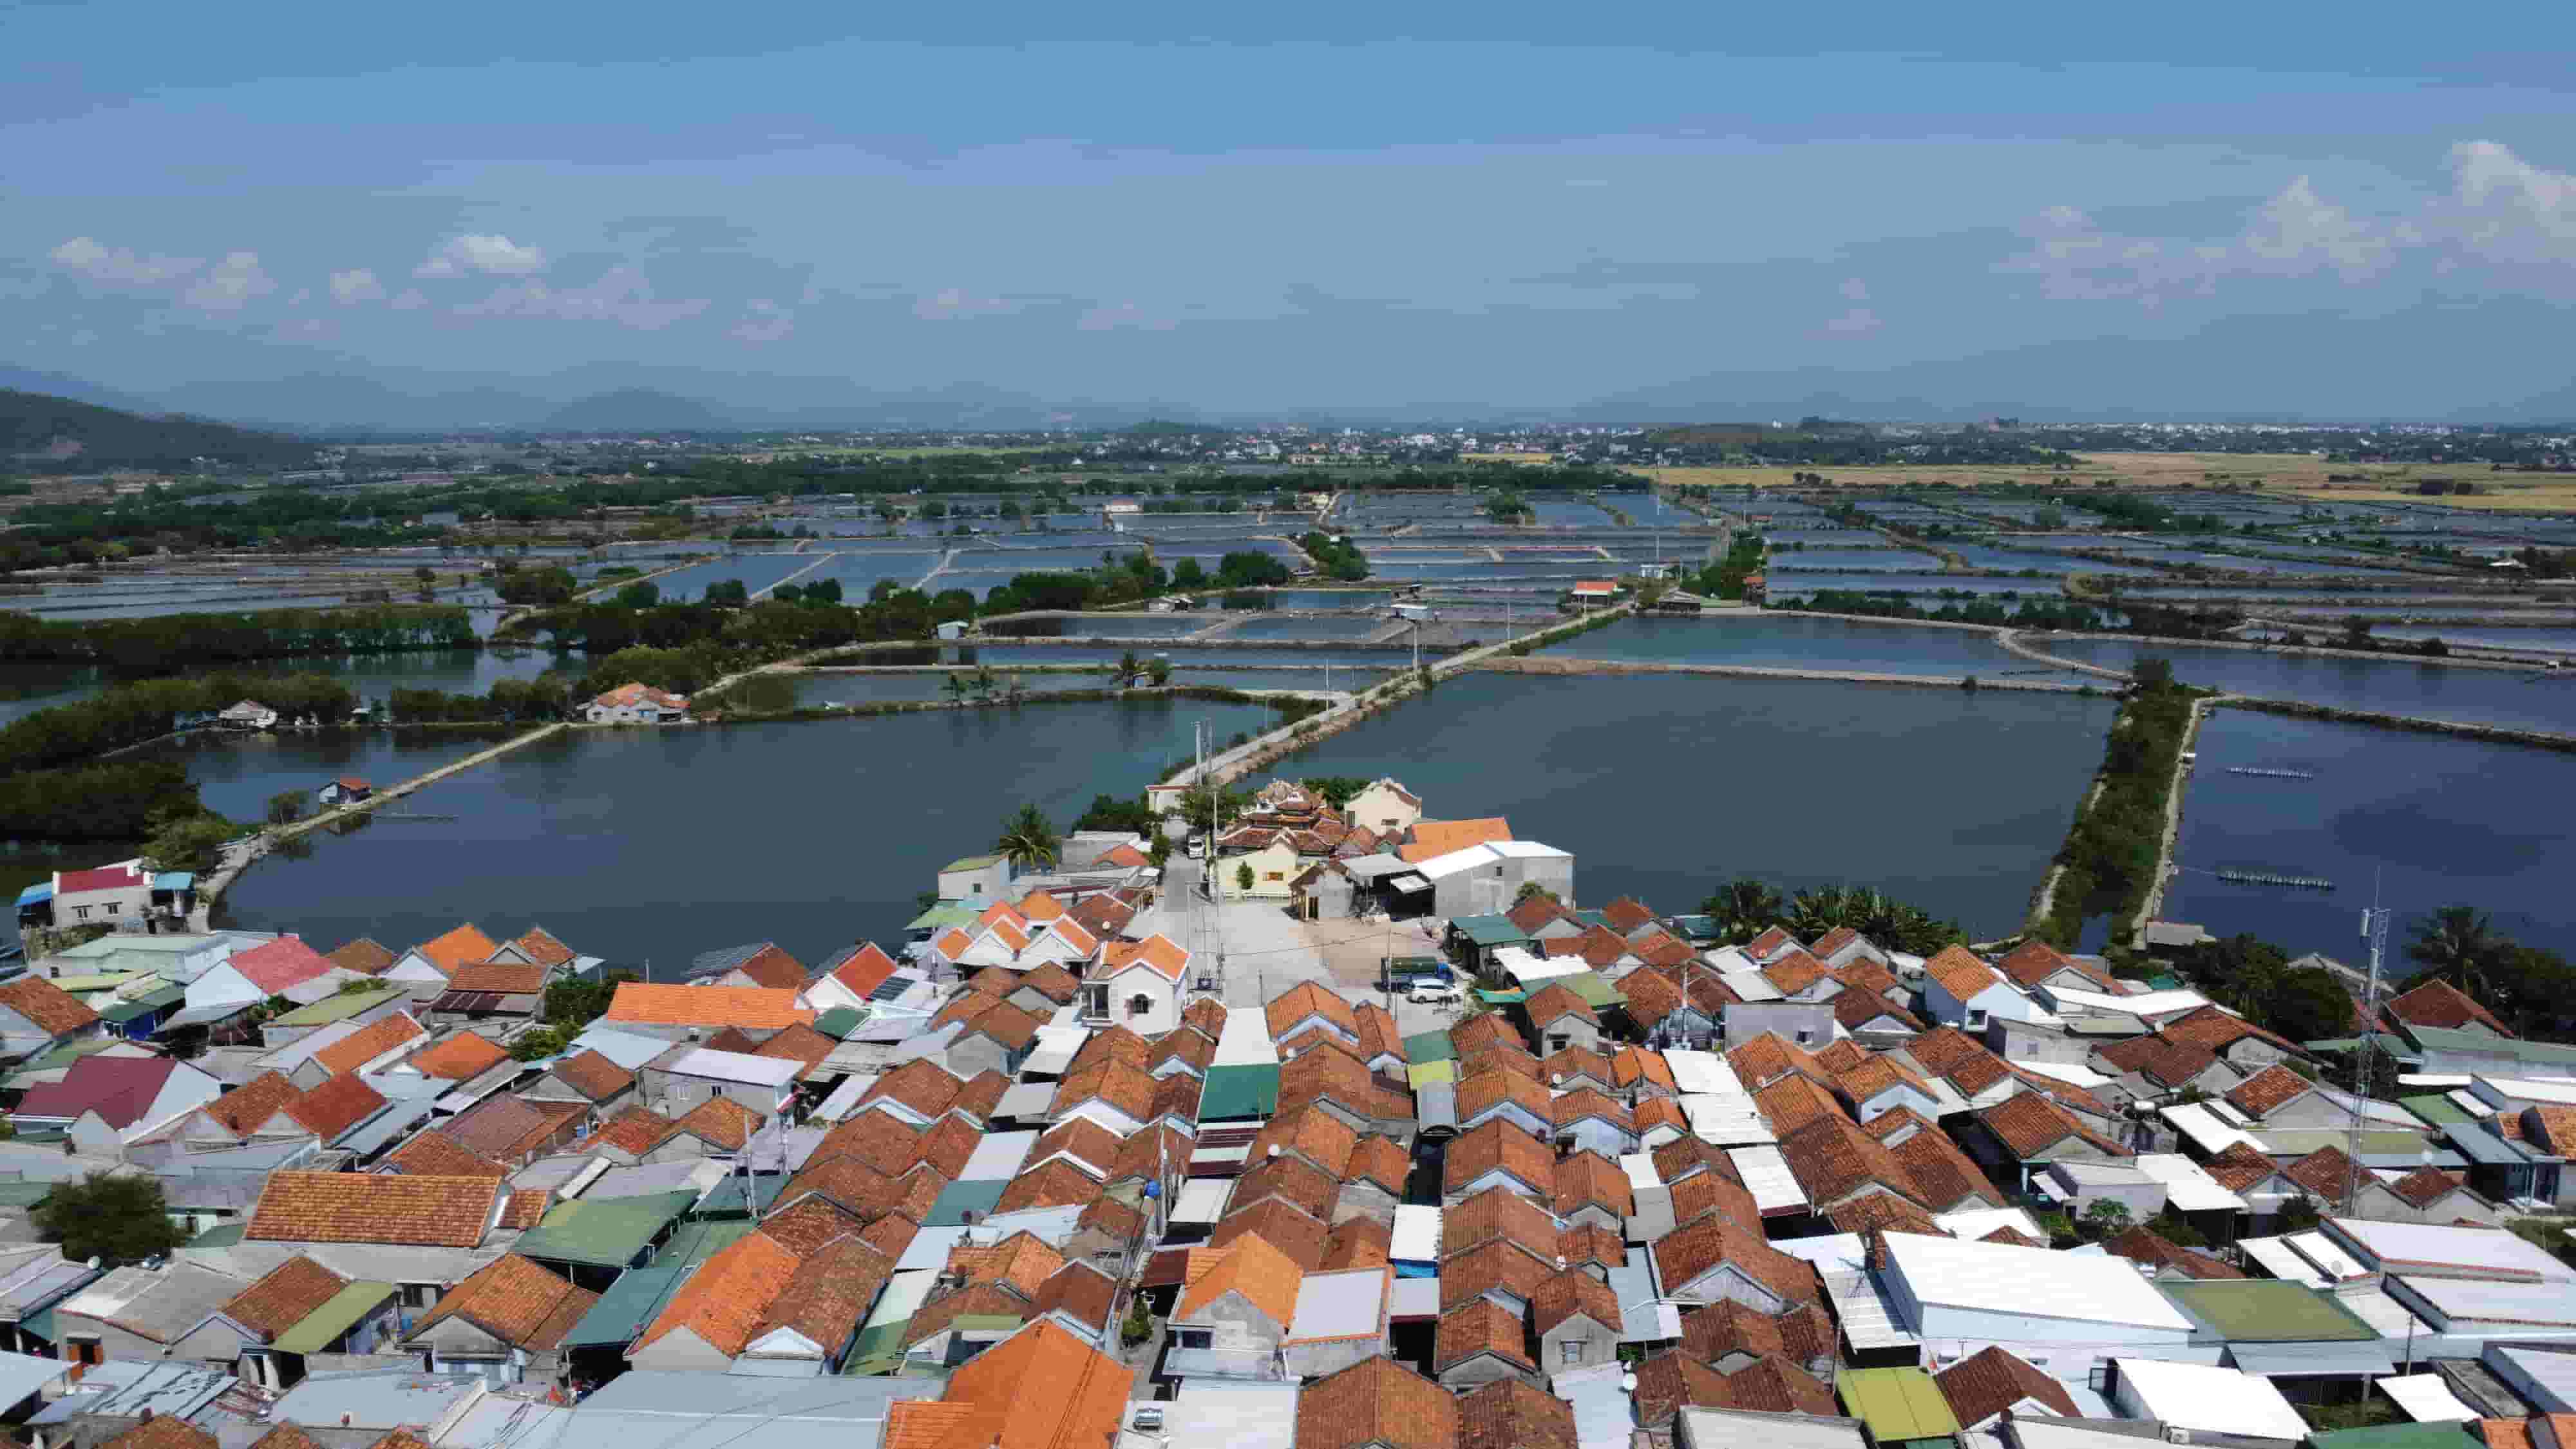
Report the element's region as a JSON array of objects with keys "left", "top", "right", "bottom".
[
  {"left": 48, "top": 236, "right": 202, "bottom": 287},
  {"left": 2001, "top": 141, "right": 2576, "bottom": 305},
  {"left": 1076, "top": 299, "right": 1178, "bottom": 332},
  {"left": 728, "top": 298, "right": 794, "bottom": 343},
  {"left": 389, "top": 288, "right": 430, "bottom": 310},
  {"left": 328, "top": 269, "right": 386, "bottom": 305},
  {"left": 1838, "top": 278, "right": 1870, "bottom": 301},
  {"left": 914, "top": 287, "right": 1015, "bottom": 321},
  {"left": 453, "top": 265, "right": 707, "bottom": 329},
  {"left": 181, "top": 252, "right": 276, "bottom": 312},
  {"left": 415, "top": 233, "right": 548, "bottom": 278}
]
